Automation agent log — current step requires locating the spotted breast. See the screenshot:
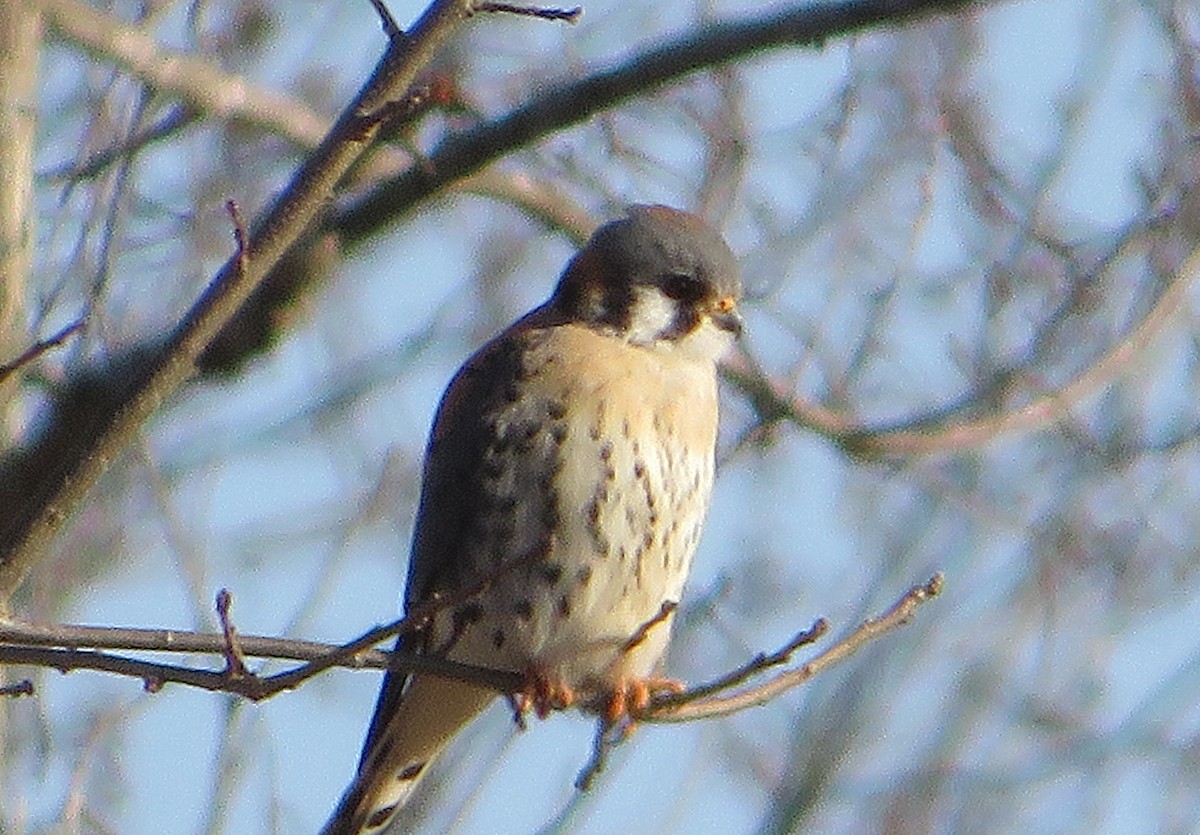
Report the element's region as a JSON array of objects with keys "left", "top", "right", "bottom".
[{"left": 322, "top": 205, "right": 741, "bottom": 835}]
